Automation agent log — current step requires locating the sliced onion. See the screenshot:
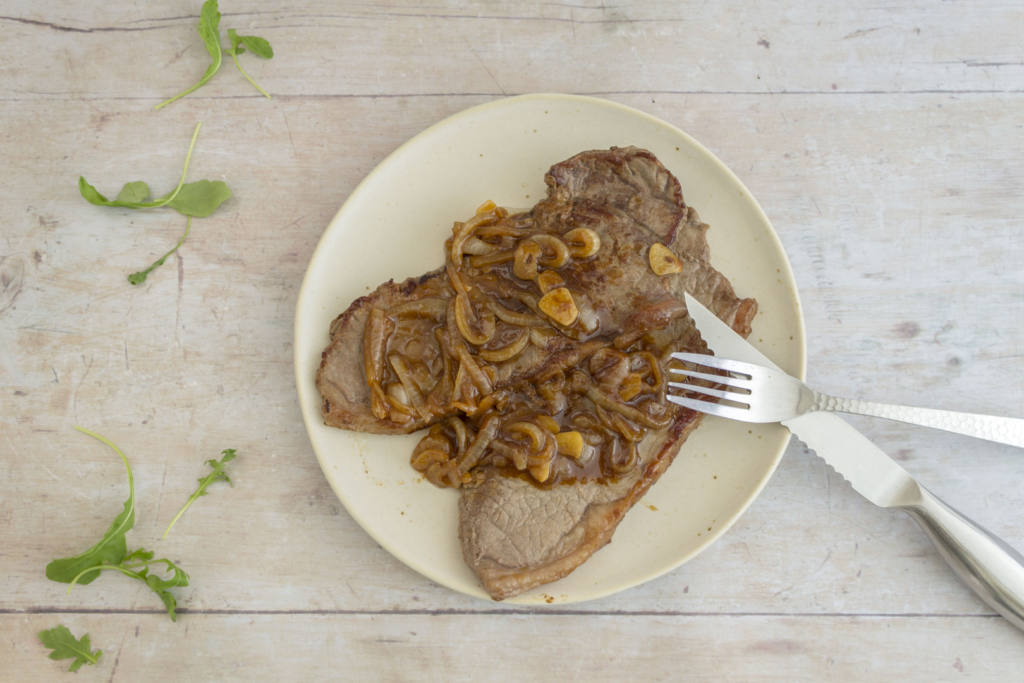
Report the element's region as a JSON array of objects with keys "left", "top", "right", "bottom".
[
  {"left": 529, "top": 328, "right": 558, "bottom": 348},
  {"left": 530, "top": 234, "right": 571, "bottom": 268},
  {"left": 463, "top": 236, "right": 501, "bottom": 255},
  {"left": 505, "top": 421, "right": 546, "bottom": 451},
  {"left": 468, "top": 249, "right": 516, "bottom": 269},
  {"left": 492, "top": 300, "right": 546, "bottom": 327},
  {"left": 385, "top": 298, "right": 448, "bottom": 320},
  {"left": 389, "top": 354, "right": 431, "bottom": 421},
  {"left": 478, "top": 329, "right": 530, "bottom": 362},
  {"left": 454, "top": 293, "right": 496, "bottom": 346},
  {"left": 451, "top": 210, "right": 500, "bottom": 262},
  {"left": 363, "top": 308, "right": 393, "bottom": 420},
  {"left": 455, "top": 414, "right": 500, "bottom": 475},
  {"left": 585, "top": 383, "right": 672, "bottom": 429},
  {"left": 574, "top": 295, "right": 600, "bottom": 334}
]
